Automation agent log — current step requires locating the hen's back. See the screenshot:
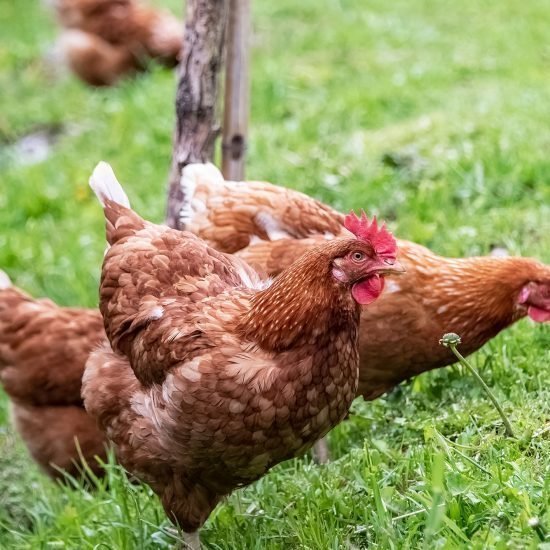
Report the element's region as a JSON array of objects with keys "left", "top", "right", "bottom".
[
  {"left": 0, "top": 279, "right": 104, "bottom": 407},
  {"left": 181, "top": 163, "right": 346, "bottom": 254}
]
